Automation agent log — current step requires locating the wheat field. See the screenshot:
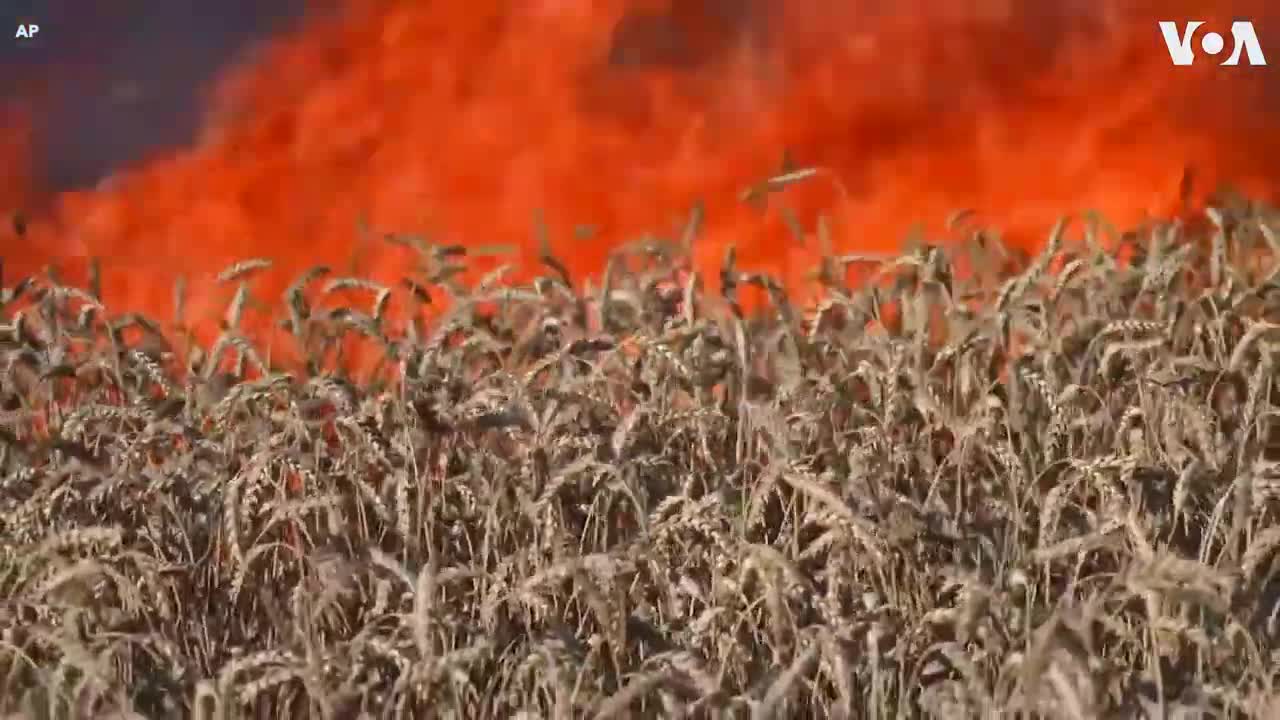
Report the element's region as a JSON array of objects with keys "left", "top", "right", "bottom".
[{"left": 3, "top": 195, "right": 1280, "bottom": 719}]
